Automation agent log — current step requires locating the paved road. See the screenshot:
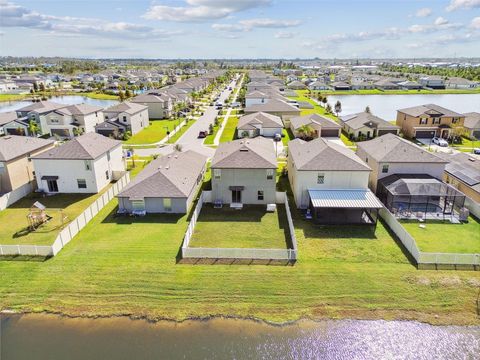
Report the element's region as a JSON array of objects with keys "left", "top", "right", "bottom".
[{"left": 136, "top": 77, "right": 238, "bottom": 159}]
